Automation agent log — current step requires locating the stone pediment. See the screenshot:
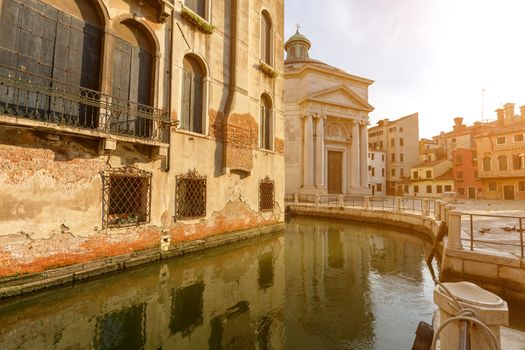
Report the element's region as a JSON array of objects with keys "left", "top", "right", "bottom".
[{"left": 298, "top": 85, "right": 374, "bottom": 112}]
